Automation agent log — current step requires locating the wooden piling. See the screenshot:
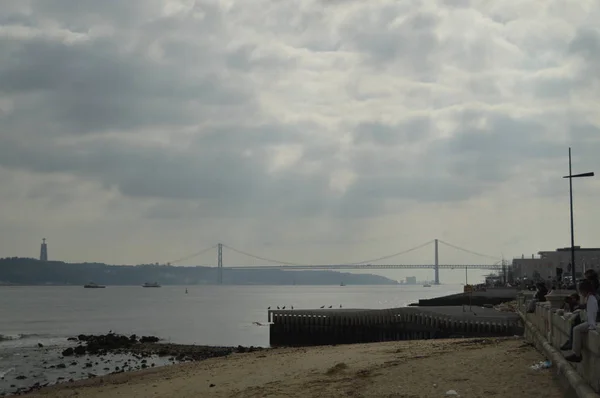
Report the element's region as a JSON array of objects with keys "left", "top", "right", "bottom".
[{"left": 268, "top": 307, "right": 521, "bottom": 347}]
